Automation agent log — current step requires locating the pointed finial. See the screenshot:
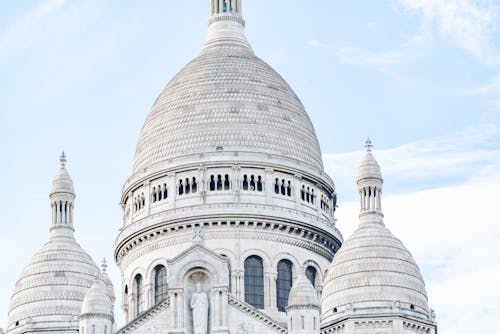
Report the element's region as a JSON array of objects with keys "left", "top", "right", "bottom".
[
  {"left": 59, "top": 151, "right": 67, "bottom": 167},
  {"left": 365, "top": 137, "right": 373, "bottom": 152},
  {"left": 101, "top": 258, "right": 108, "bottom": 274}
]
